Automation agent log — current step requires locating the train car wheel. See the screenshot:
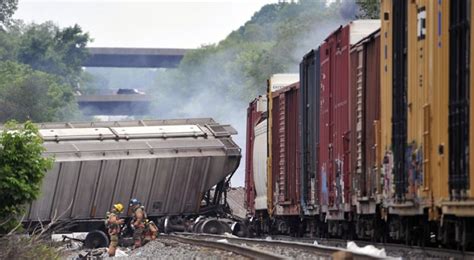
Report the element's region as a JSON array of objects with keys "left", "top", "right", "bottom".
[{"left": 84, "top": 230, "right": 109, "bottom": 249}]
